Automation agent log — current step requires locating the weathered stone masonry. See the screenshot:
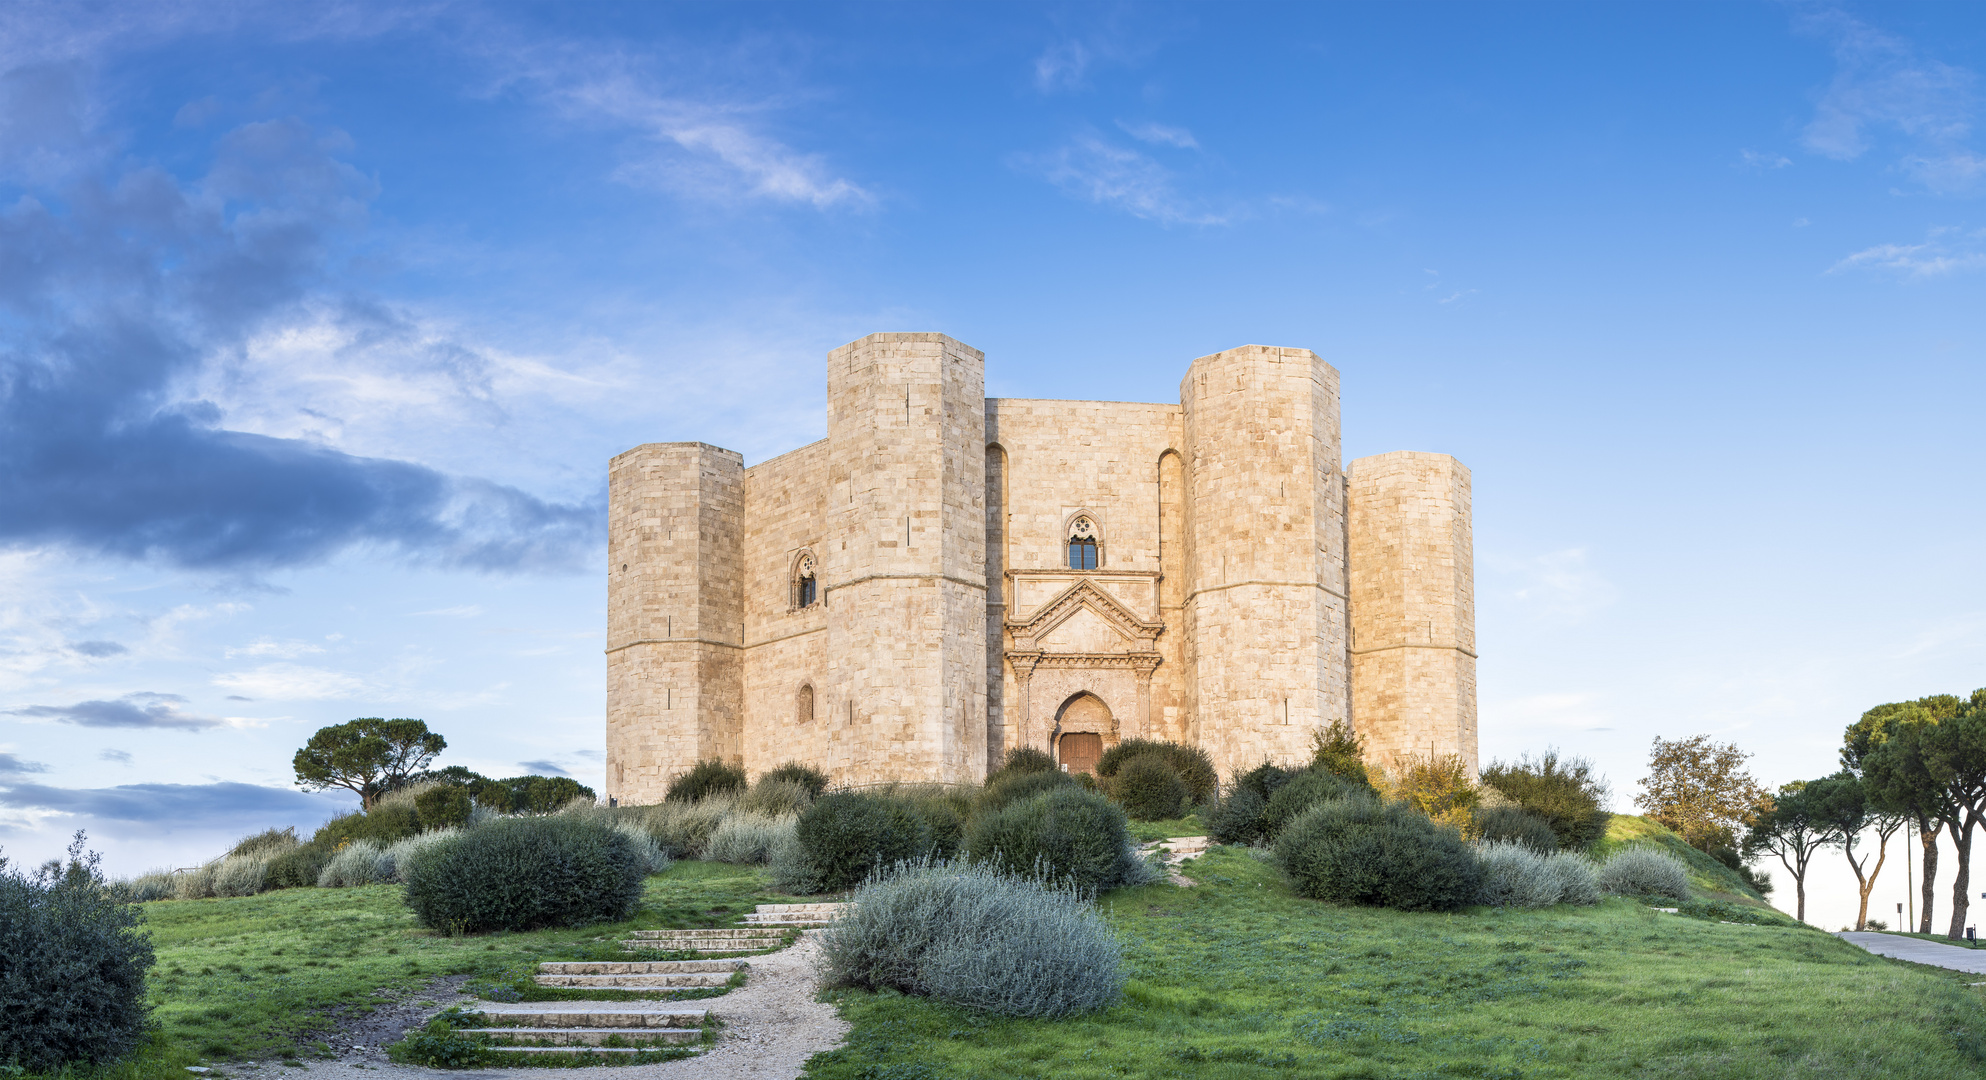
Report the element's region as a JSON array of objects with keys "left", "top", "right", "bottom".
[{"left": 605, "top": 333, "right": 1476, "bottom": 802}]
